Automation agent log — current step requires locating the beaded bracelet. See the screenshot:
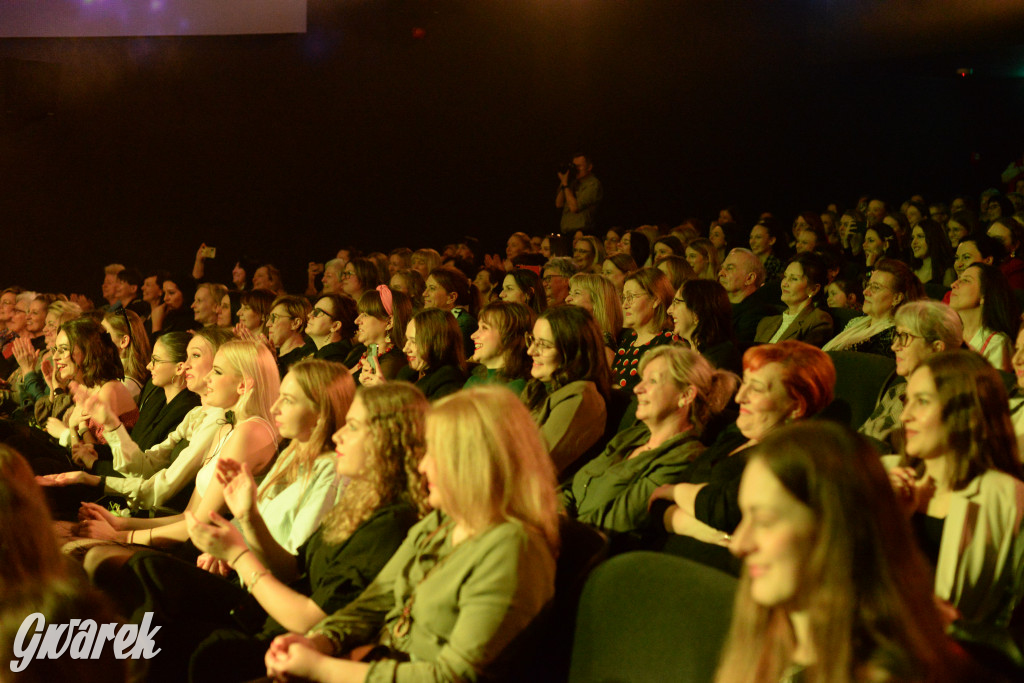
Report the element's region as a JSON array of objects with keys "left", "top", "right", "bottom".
[{"left": 246, "top": 569, "right": 271, "bottom": 594}]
